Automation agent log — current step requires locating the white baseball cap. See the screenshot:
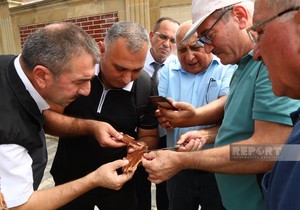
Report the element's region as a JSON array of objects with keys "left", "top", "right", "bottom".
[{"left": 182, "top": 0, "right": 246, "bottom": 43}]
